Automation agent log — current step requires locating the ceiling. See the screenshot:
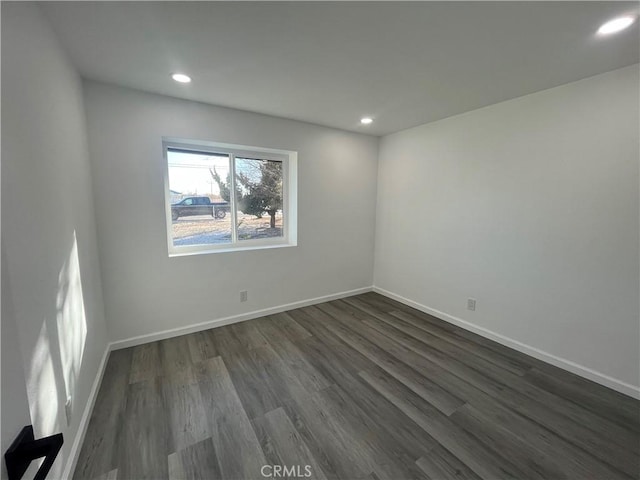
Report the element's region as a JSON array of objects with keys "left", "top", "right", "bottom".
[{"left": 41, "top": 2, "right": 639, "bottom": 136}]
